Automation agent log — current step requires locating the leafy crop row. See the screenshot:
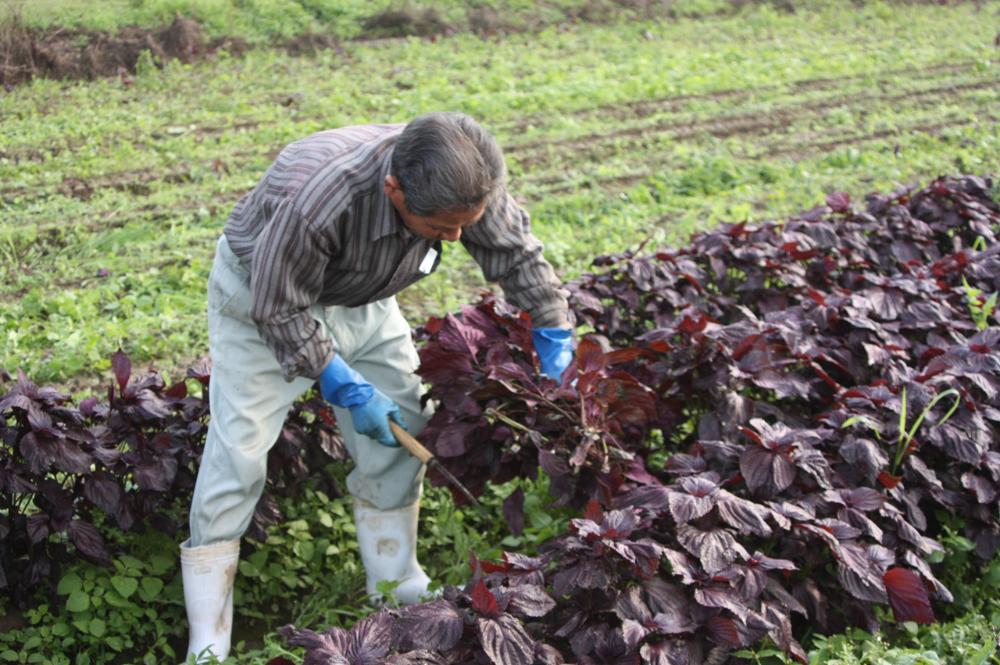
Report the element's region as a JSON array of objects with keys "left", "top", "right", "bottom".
[
  {"left": 2, "top": 175, "right": 997, "bottom": 662},
  {"left": 0, "top": 354, "right": 345, "bottom": 607},
  {"left": 280, "top": 175, "right": 1000, "bottom": 664}
]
